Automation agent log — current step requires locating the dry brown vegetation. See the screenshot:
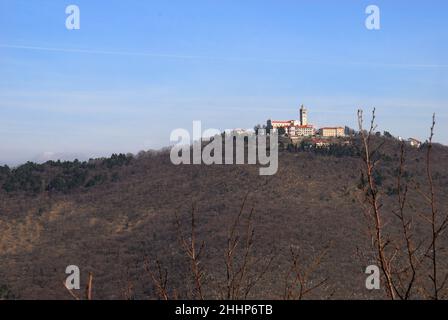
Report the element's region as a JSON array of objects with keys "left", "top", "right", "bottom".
[
  {"left": 1, "top": 113, "right": 448, "bottom": 299},
  {"left": 358, "top": 109, "right": 448, "bottom": 299},
  {"left": 144, "top": 195, "right": 327, "bottom": 300}
]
